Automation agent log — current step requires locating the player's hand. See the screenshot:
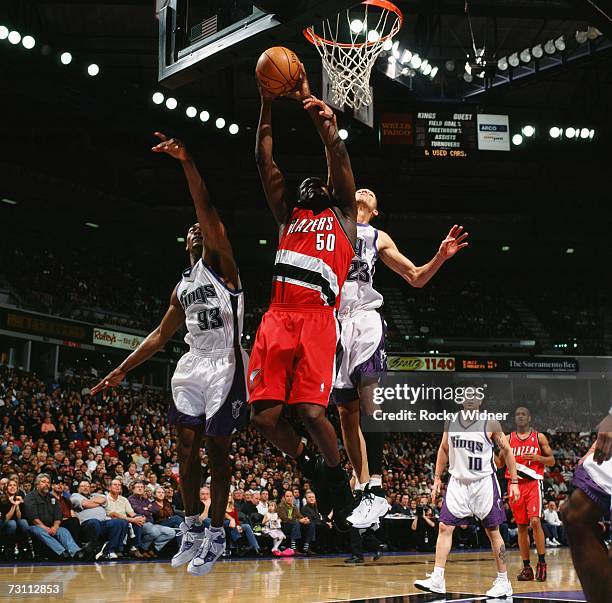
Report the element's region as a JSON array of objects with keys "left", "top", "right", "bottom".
[
  {"left": 283, "top": 63, "right": 311, "bottom": 102},
  {"left": 509, "top": 483, "right": 520, "bottom": 503},
  {"left": 257, "top": 78, "right": 277, "bottom": 101},
  {"left": 90, "top": 368, "right": 126, "bottom": 396},
  {"left": 438, "top": 225, "right": 469, "bottom": 260},
  {"left": 151, "top": 132, "right": 190, "bottom": 161},
  {"left": 431, "top": 477, "right": 442, "bottom": 503},
  {"left": 593, "top": 414, "right": 612, "bottom": 464},
  {"left": 303, "top": 95, "right": 335, "bottom": 121}
]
